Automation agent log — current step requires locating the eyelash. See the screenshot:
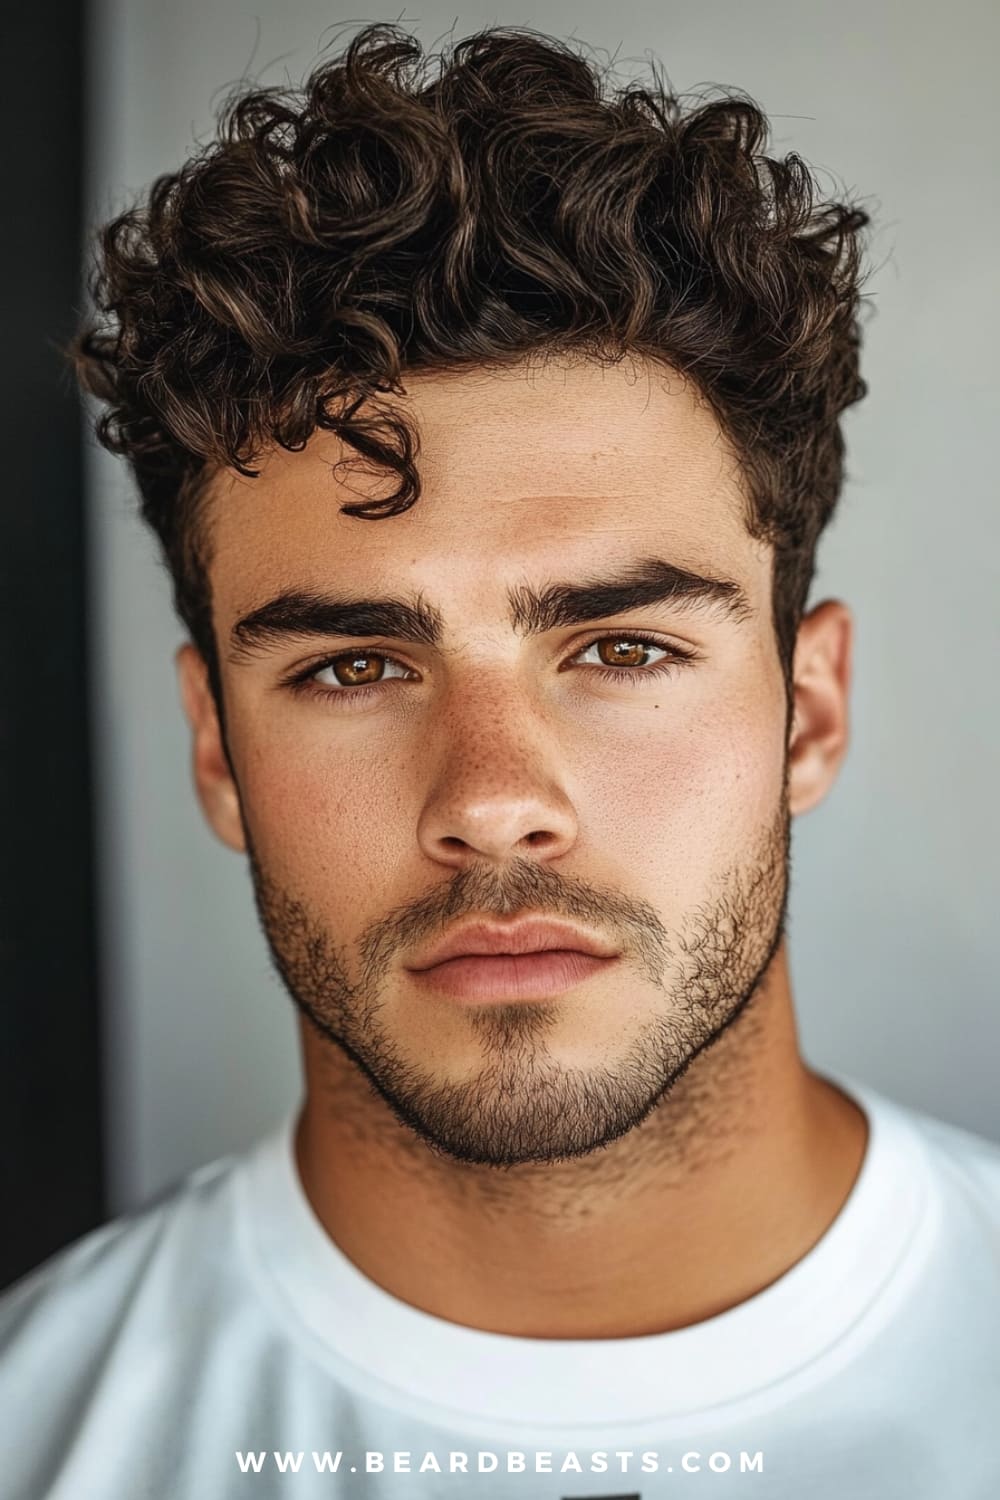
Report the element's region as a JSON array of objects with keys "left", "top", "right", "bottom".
[{"left": 285, "top": 632, "right": 697, "bottom": 707}]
